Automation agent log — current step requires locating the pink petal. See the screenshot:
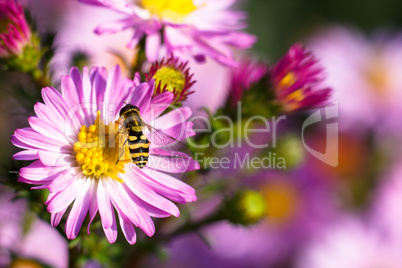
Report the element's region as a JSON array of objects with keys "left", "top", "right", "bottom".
[
  {"left": 130, "top": 82, "right": 152, "bottom": 112},
  {"left": 33, "top": 103, "right": 64, "bottom": 130},
  {"left": 123, "top": 169, "right": 180, "bottom": 217},
  {"left": 51, "top": 208, "right": 67, "bottom": 227},
  {"left": 48, "top": 168, "right": 80, "bottom": 192},
  {"left": 28, "top": 116, "right": 69, "bottom": 144},
  {"left": 149, "top": 122, "right": 195, "bottom": 143},
  {"left": 41, "top": 87, "right": 70, "bottom": 126},
  {"left": 143, "top": 91, "right": 173, "bottom": 121},
  {"left": 121, "top": 183, "right": 156, "bottom": 237},
  {"left": 38, "top": 151, "right": 74, "bottom": 167},
  {"left": 11, "top": 134, "right": 36, "bottom": 150},
  {"left": 154, "top": 107, "right": 192, "bottom": 130},
  {"left": 87, "top": 181, "right": 99, "bottom": 235},
  {"left": 65, "top": 179, "right": 92, "bottom": 239},
  {"left": 139, "top": 168, "right": 196, "bottom": 203},
  {"left": 137, "top": 200, "right": 174, "bottom": 218},
  {"left": 14, "top": 128, "right": 64, "bottom": 152},
  {"left": 118, "top": 215, "right": 137, "bottom": 245},
  {"left": 19, "top": 161, "right": 69, "bottom": 183},
  {"left": 97, "top": 179, "right": 114, "bottom": 229},
  {"left": 61, "top": 75, "right": 80, "bottom": 110},
  {"left": 145, "top": 32, "right": 160, "bottom": 62},
  {"left": 108, "top": 180, "right": 140, "bottom": 226},
  {"left": 103, "top": 215, "right": 118, "bottom": 244},
  {"left": 46, "top": 179, "right": 84, "bottom": 213},
  {"left": 94, "top": 17, "right": 136, "bottom": 35},
  {"left": 12, "top": 150, "right": 38, "bottom": 160},
  {"left": 146, "top": 154, "right": 200, "bottom": 173}
]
